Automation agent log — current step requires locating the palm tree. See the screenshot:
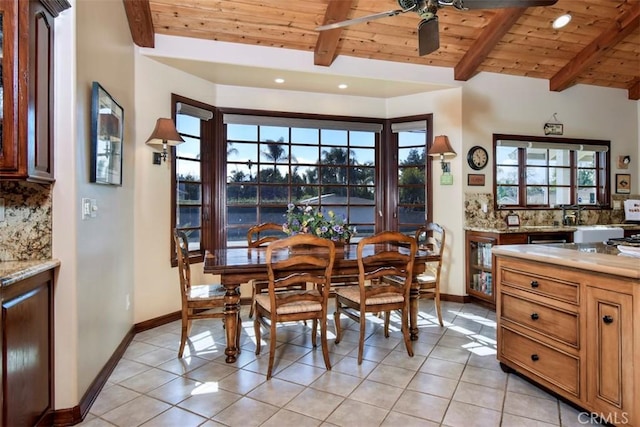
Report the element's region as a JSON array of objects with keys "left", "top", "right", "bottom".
[
  {"left": 320, "top": 147, "right": 353, "bottom": 185},
  {"left": 227, "top": 142, "right": 239, "bottom": 159},
  {"left": 261, "top": 143, "right": 286, "bottom": 163},
  {"left": 261, "top": 138, "right": 289, "bottom": 163}
]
